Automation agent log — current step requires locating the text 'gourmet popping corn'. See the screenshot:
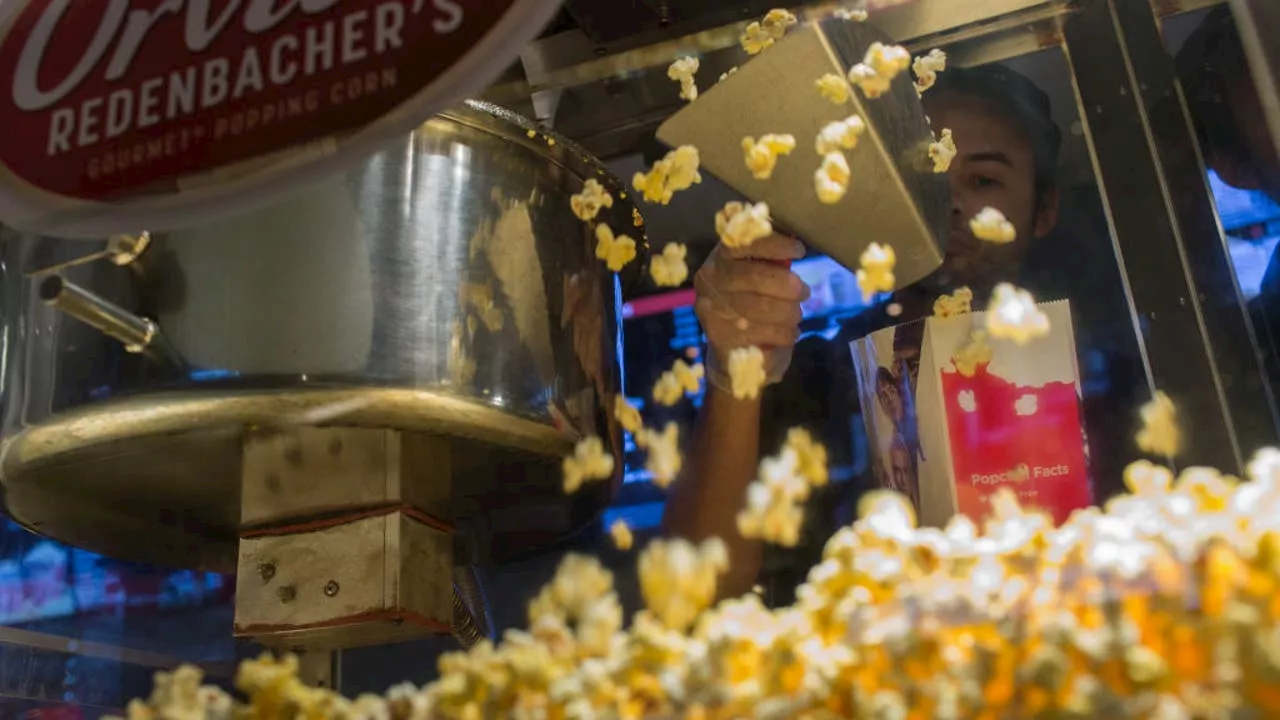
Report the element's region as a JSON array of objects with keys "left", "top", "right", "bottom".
[
  {"left": 737, "top": 428, "right": 829, "bottom": 547},
  {"left": 856, "top": 242, "right": 896, "bottom": 301},
  {"left": 987, "top": 282, "right": 1051, "bottom": 344},
  {"left": 727, "top": 345, "right": 768, "bottom": 400},
  {"left": 668, "top": 56, "right": 700, "bottom": 101},
  {"left": 740, "top": 8, "right": 798, "bottom": 55},
  {"left": 847, "top": 42, "right": 911, "bottom": 99},
  {"left": 742, "top": 134, "right": 797, "bottom": 180},
  {"left": 633, "top": 145, "right": 702, "bottom": 205},
  {"left": 816, "top": 73, "right": 851, "bottom": 105},
  {"left": 715, "top": 201, "right": 773, "bottom": 248},
  {"left": 120, "top": 440, "right": 1280, "bottom": 718},
  {"left": 595, "top": 224, "right": 637, "bottom": 272},
  {"left": 970, "top": 206, "right": 1018, "bottom": 244},
  {"left": 815, "top": 151, "right": 851, "bottom": 204},
  {"left": 815, "top": 115, "right": 866, "bottom": 155},
  {"left": 652, "top": 358, "right": 705, "bottom": 407},
  {"left": 650, "top": 242, "right": 691, "bottom": 287},
  {"left": 933, "top": 285, "right": 974, "bottom": 318},
  {"left": 570, "top": 178, "right": 614, "bottom": 222},
  {"left": 912, "top": 48, "right": 948, "bottom": 94},
  {"left": 1137, "top": 390, "right": 1182, "bottom": 458},
  {"left": 563, "top": 436, "right": 615, "bottom": 493},
  {"left": 929, "top": 127, "right": 958, "bottom": 173}
]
